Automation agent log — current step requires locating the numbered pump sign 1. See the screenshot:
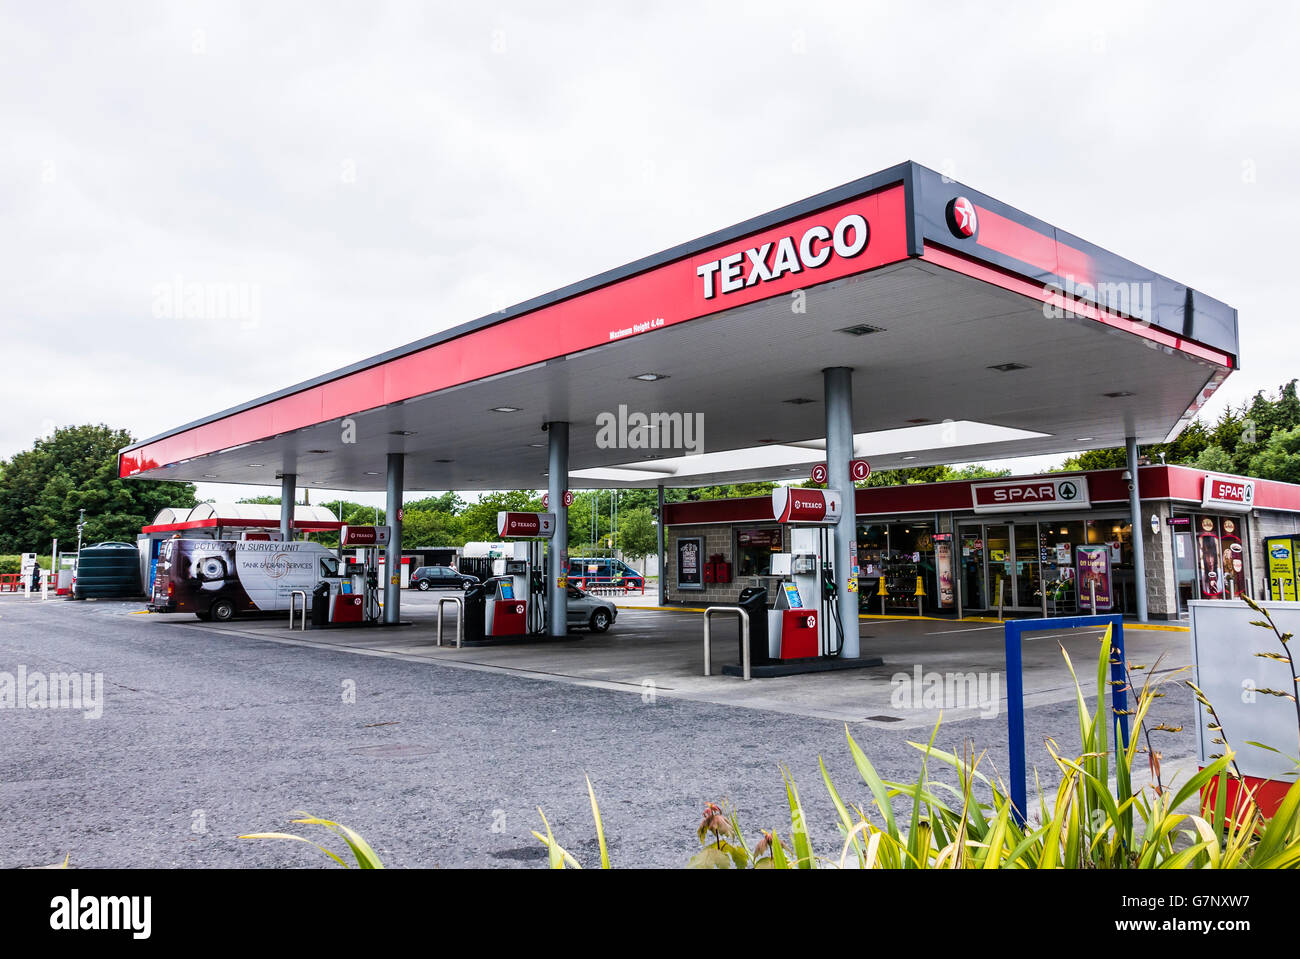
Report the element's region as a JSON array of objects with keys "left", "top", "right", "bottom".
[{"left": 810, "top": 460, "right": 870, "bottom": 485}]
